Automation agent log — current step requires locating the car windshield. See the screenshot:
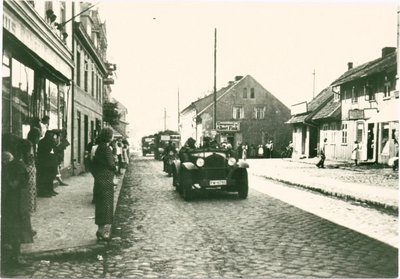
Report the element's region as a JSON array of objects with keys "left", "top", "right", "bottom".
[{"left": 186, "top": 148, "right": 227, "bottom": 159}]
